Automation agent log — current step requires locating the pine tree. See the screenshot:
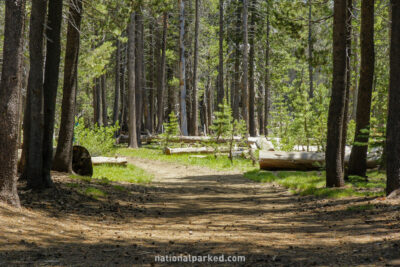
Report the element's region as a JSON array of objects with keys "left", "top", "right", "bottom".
[{"left": 161, "top": 112, "right": 180, "bottom": 151}]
